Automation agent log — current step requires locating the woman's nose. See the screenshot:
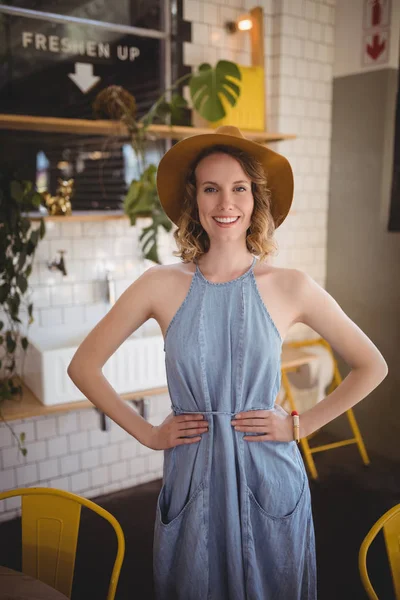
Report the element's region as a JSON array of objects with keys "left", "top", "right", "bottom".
[{"left": 217, "top": 191, "right": 235, "bottom": 209}]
